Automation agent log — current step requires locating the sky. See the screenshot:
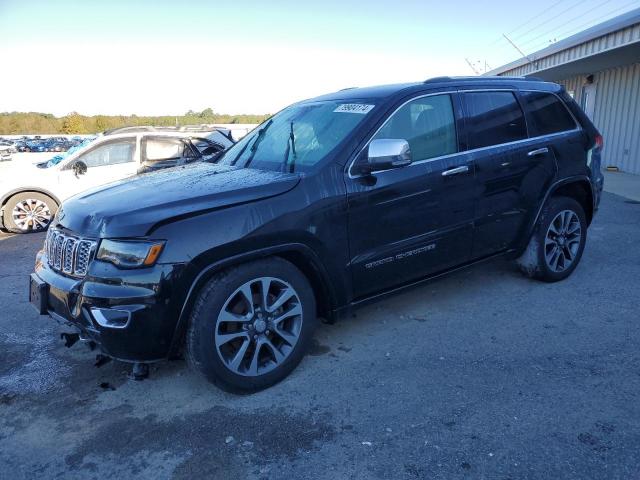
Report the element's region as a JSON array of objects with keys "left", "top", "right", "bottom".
[{"left": 1, "top": 0, "right": 638, "bottom": 116}]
